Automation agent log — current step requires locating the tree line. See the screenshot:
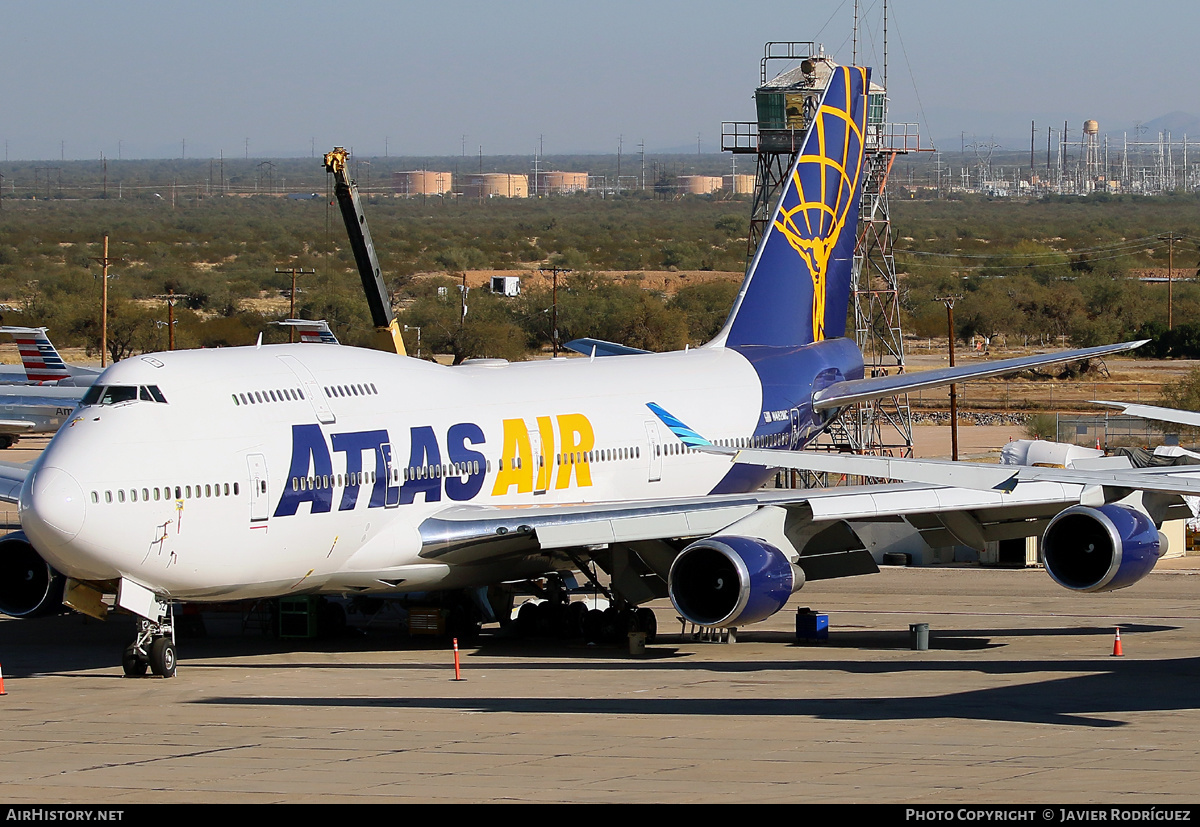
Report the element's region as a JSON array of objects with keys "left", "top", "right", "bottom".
[{"left": 1, "top": 185, "right": 1199, "bottom": 362}]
